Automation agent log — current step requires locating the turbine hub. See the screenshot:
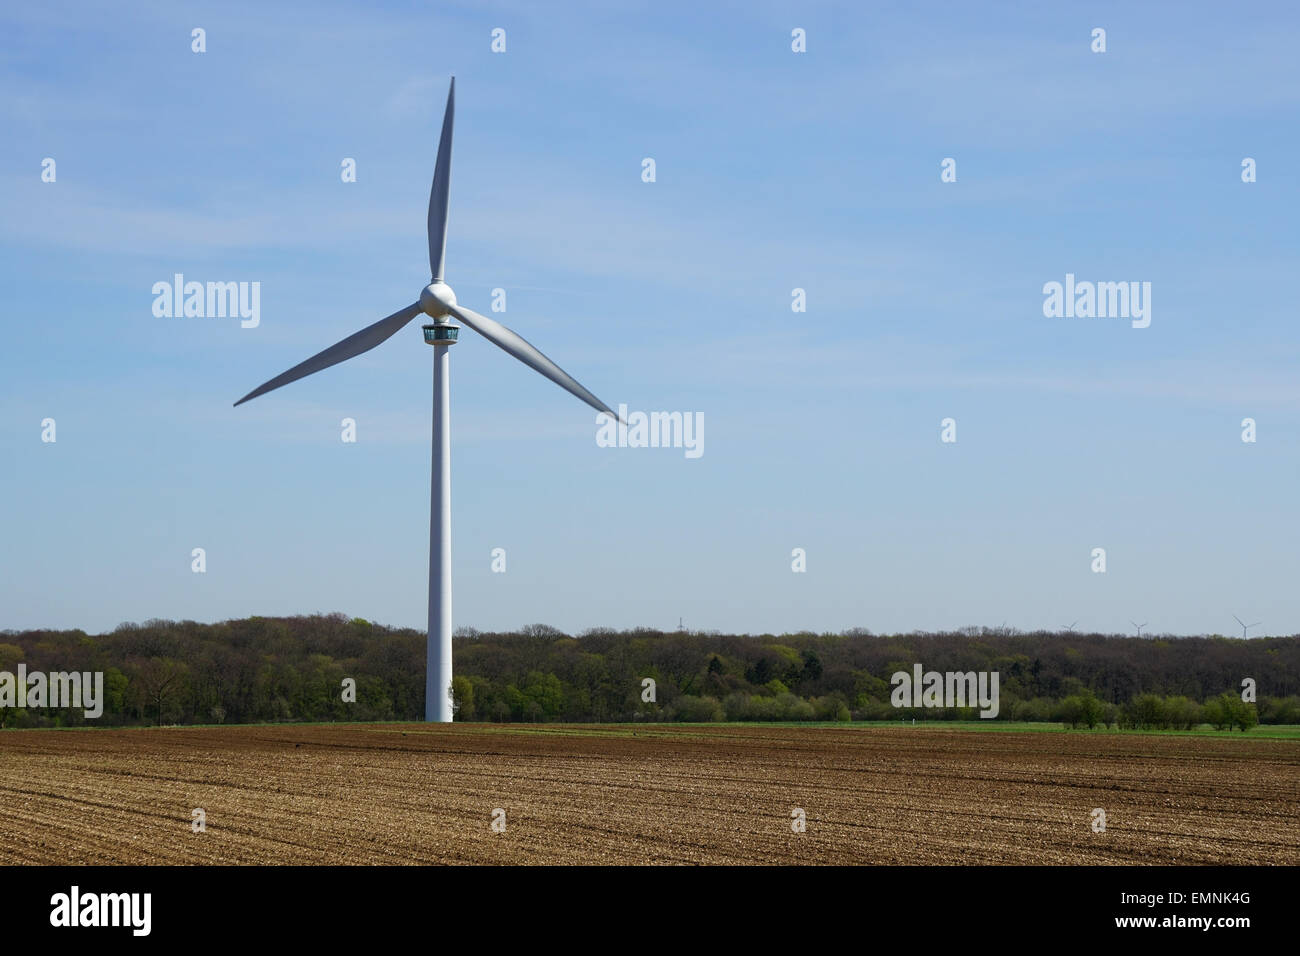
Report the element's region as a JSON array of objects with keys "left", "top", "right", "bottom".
[{"left": 419, "top": 281, "right": 458, "bottom": 318}]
